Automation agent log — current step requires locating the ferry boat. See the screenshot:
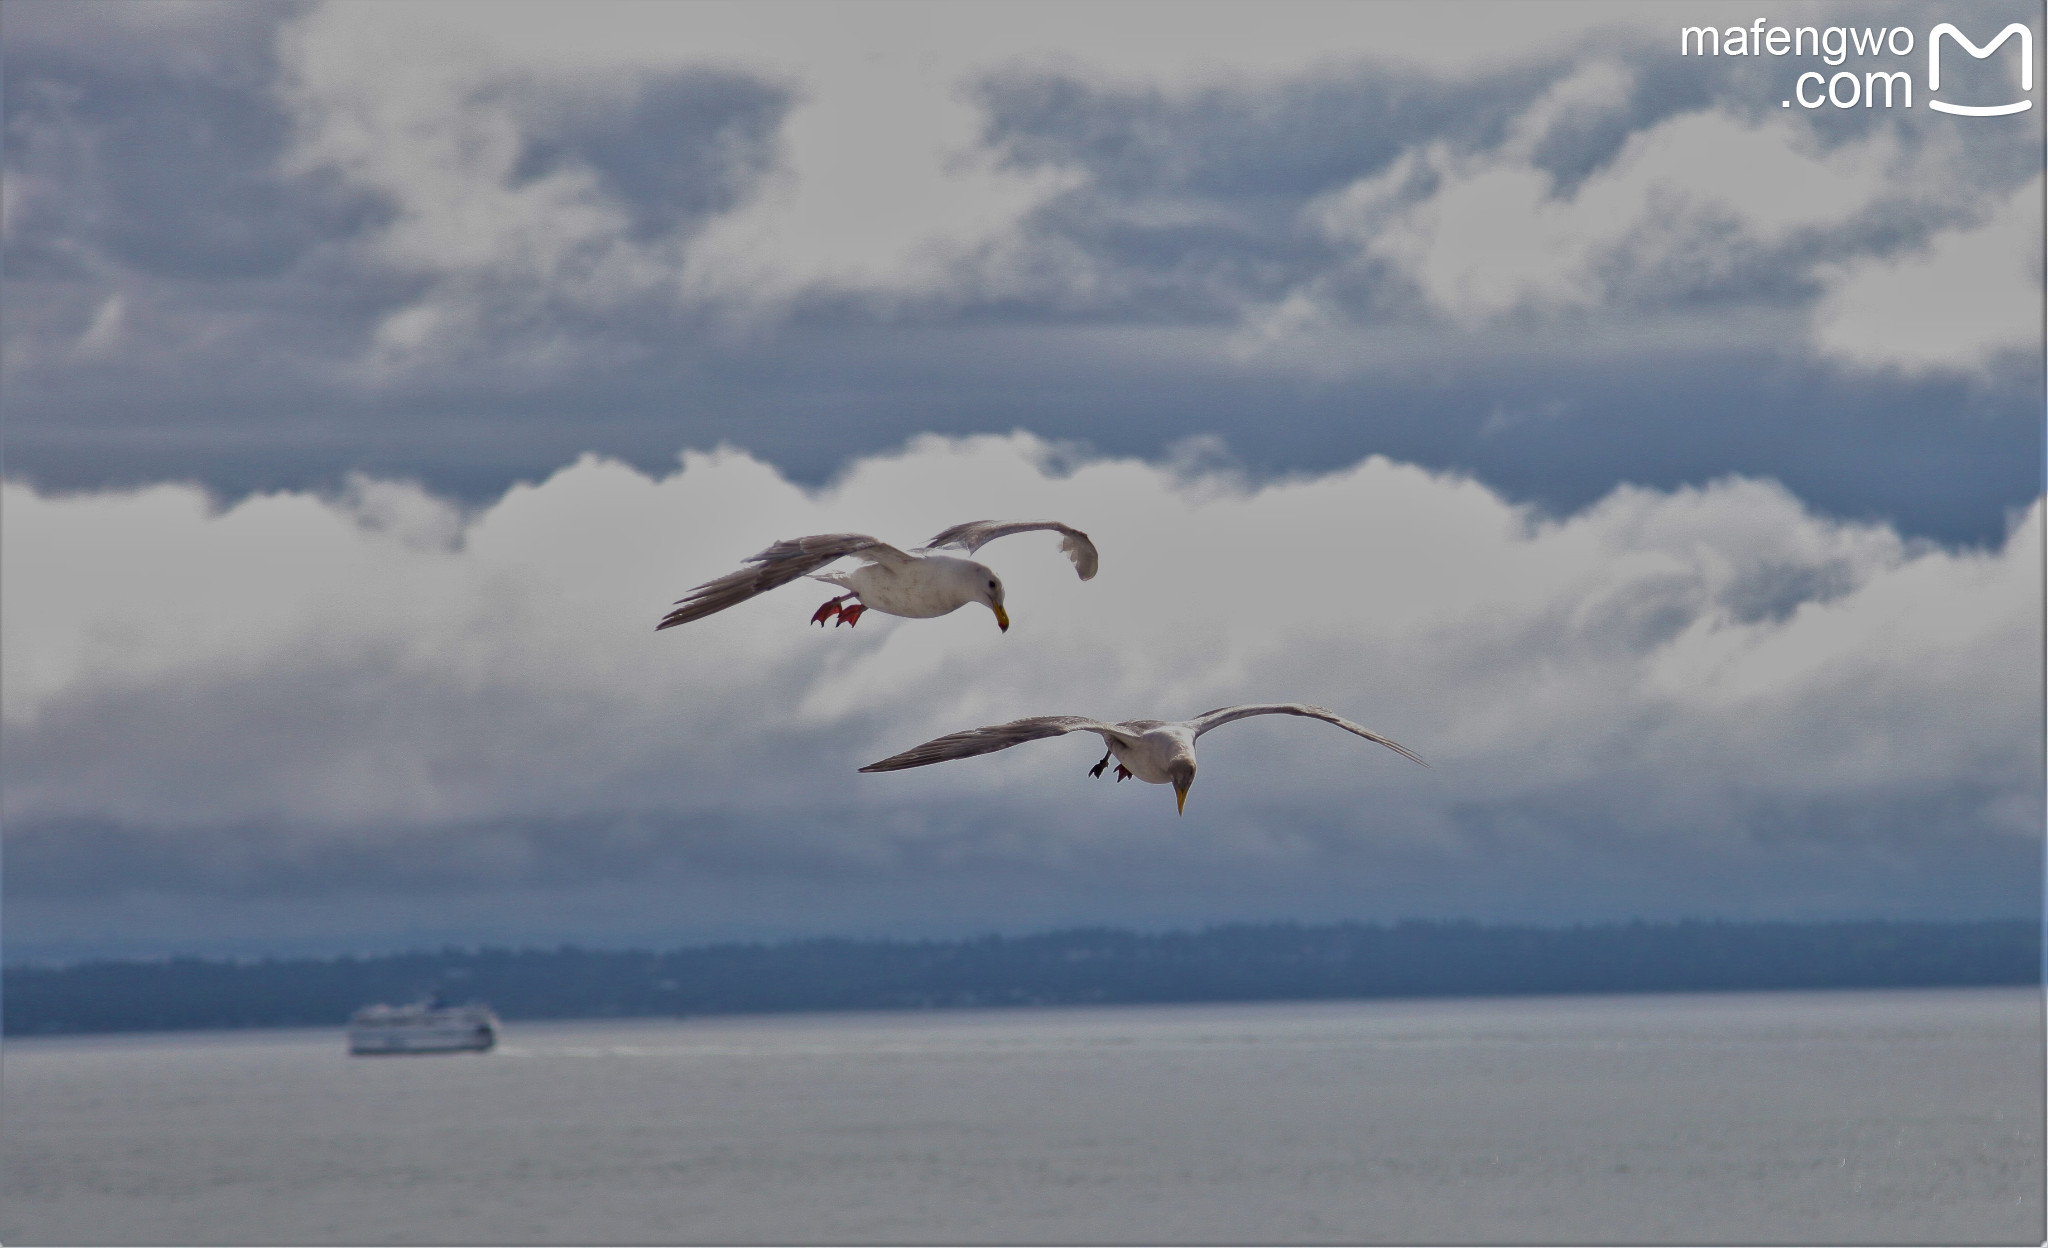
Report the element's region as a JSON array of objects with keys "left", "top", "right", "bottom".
[{"left": 347, "top": 997, "right": 499, "bottom": 1055}]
